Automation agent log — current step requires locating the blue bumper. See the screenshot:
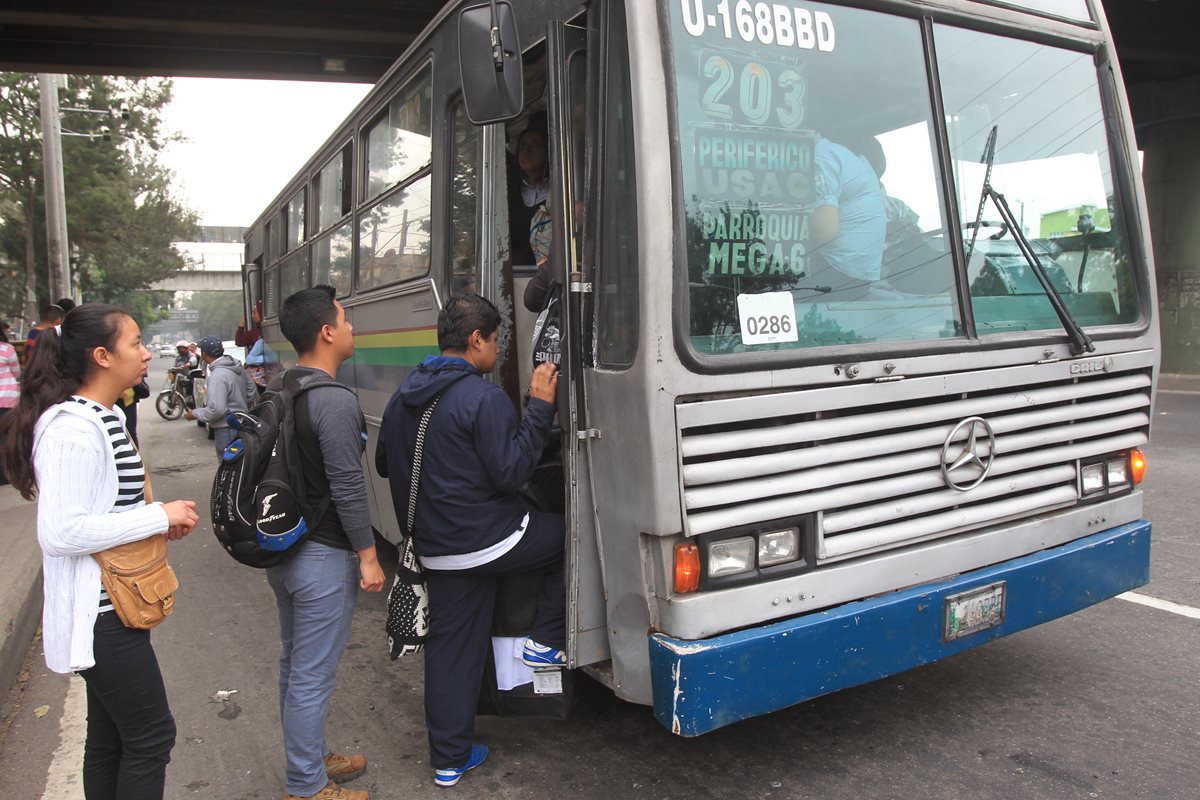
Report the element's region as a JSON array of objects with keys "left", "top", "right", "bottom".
[{"left": 649, "top": 521, "right": 1151, "bottom": 736}]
